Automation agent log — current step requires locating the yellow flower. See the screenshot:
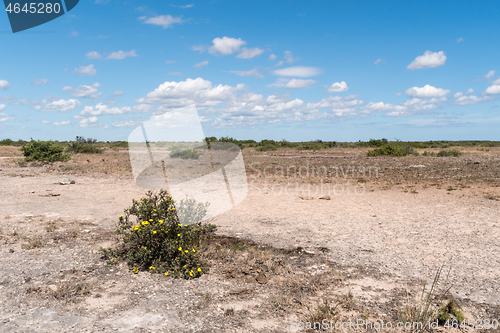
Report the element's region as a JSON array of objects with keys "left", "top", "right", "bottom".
[
  {"left": 165, "top": 231, "right": 168, "bottom": 234},
  {"left": 189, "top": 271, "right": 194, "bottom": 276},
  {"left": 192, "top": 249, "right": 196, "bottom": 253},
  {"left": 193, "top": 229, "right": 196, "bottom": 231},
  {"left": 159, "top": 220, "right": 163, "bottom": 224},
  {"left": 178, "top": 224, "right": 181, "bottom": 226},
  {"left": 133, "top": 269, "right": 138, "bottom": 274},
  {"left": 119, "top": 215, "right": 123, "bottom": 218},
  {"left": 165, "top": 272, "right": 169, "bottom": 276},
  {"left": 141, "top": 221, "right": 149, "bottom": 226},
  {"left": 183, "top": 265, "right": 186, "bottom": 268},
  {"left": 177, "top": 234, "right": 180, "bottom": 237},
  {"left": 161, "top": 229, "right": 164, "bottom": 231},
  {"left": 149, "top": 219, "right": 153, "bottom": 222},
  {"left": 149, "top": 266, "right": 155, "bottom": 270},
  {"left": 197, "top": 268, "right": 201, "bottom": 272},
  {"left": 178, "top": 247, "right": 182, "bottom": 251},
  {"left": 153, "top": 209, "right": 156, "bottom": 212},
  {"left": 184, "top": 250, "right": 188, "bottom": 253},
  {"left": 138, "top": 228, "right": 141, "bottom": 232},
  {"left": 184, "top": 225, "right": 187, "bottom": 227},
  {"left": 153, "top": 230, "right": 157, "bottom": 234}
]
